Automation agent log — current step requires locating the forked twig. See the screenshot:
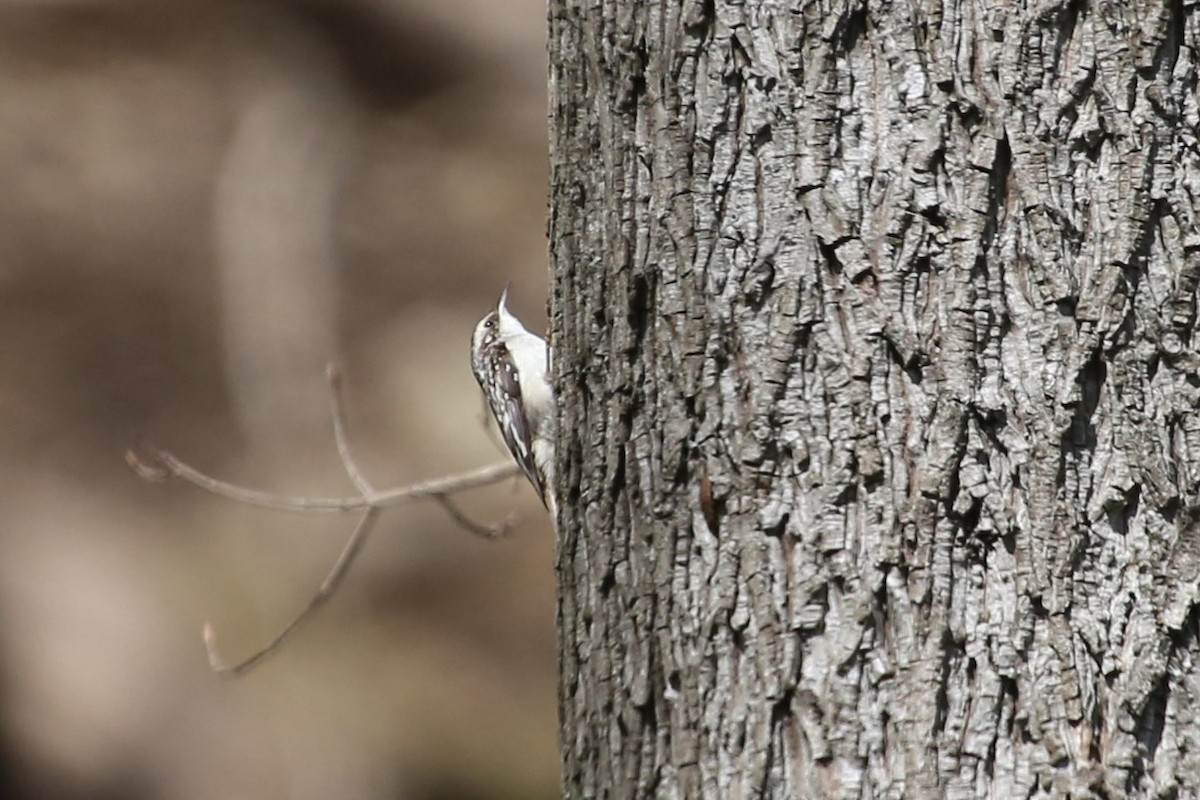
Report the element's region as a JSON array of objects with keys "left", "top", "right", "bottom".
[
  {"left": 130, "top": 363, "right": 529, "bottom": 677},
  {"left": 125, "top": 450, "right": 519, "bottom": 513}
]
